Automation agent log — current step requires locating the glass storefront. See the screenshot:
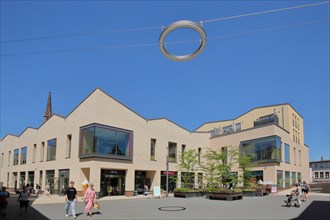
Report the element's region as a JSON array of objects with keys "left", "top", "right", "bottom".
[
  {"left": 292, "top": 172, "right": 296, "bottom": 185},
  {"left": 240, "top": 136, "right": 281, "bottom": 162},
  {"left": 100, "top": 169, "right": 125, "bottom": 197},
  {"left": 277, "top": 170, "right": 283, "bottom": 188},
  {"left": 285, "top": 171, "right": 290, "bottom": 188},
  {"left": 58, "top": 169, "right": 70, "bottom": 195},
  {"left": 46, "top": 170, "right": 55, "bottom": 194},
  {"left": 161, "top": 171, "right": 177, "bottom": 192},
  {"left": 135, "top": 171, "right": 150, "bottom": 194}
]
